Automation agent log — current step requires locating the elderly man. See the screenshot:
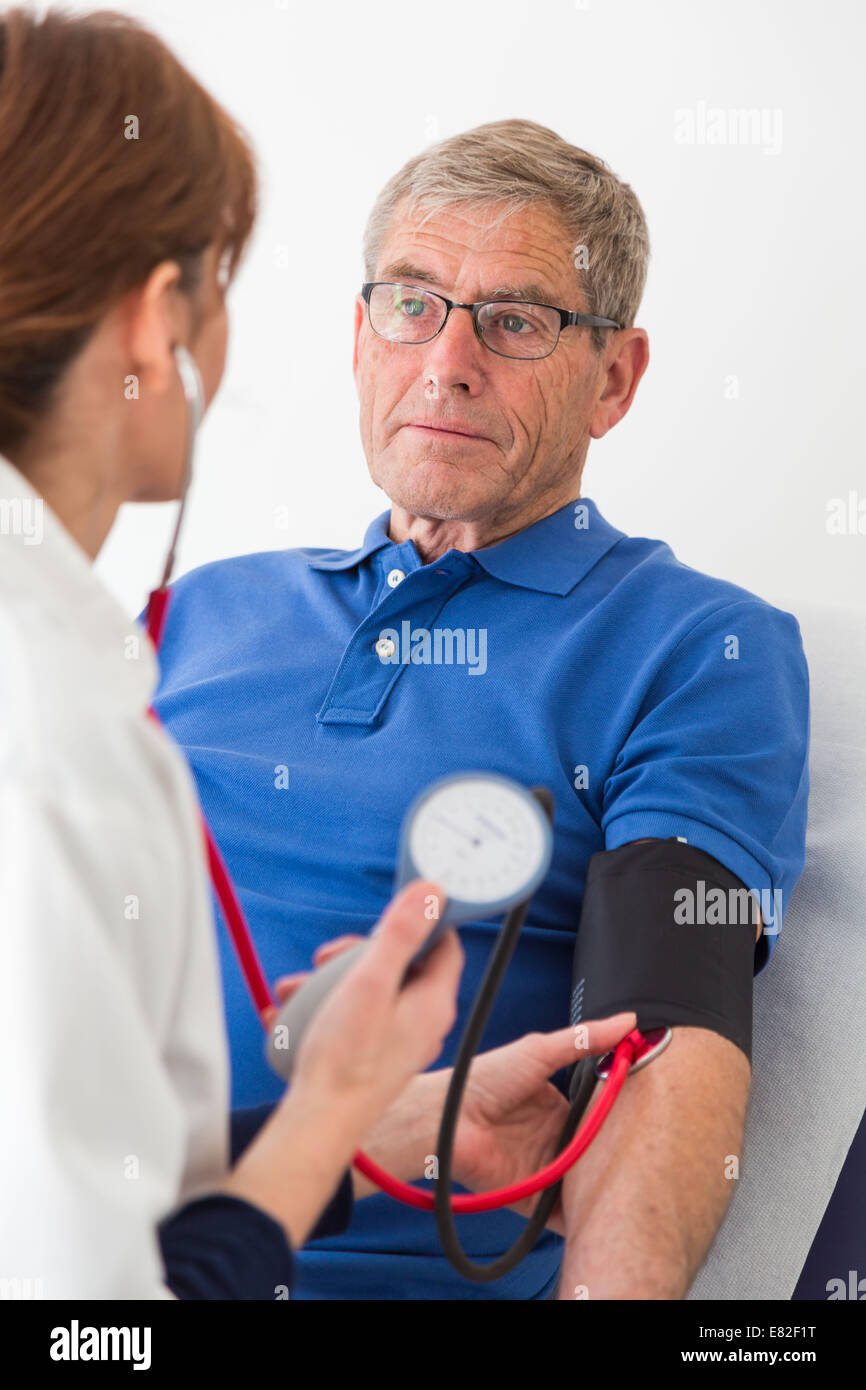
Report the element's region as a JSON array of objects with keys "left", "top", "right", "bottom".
[{"left": 150, "top": 118, "right": 809, "bottom": 1300}]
